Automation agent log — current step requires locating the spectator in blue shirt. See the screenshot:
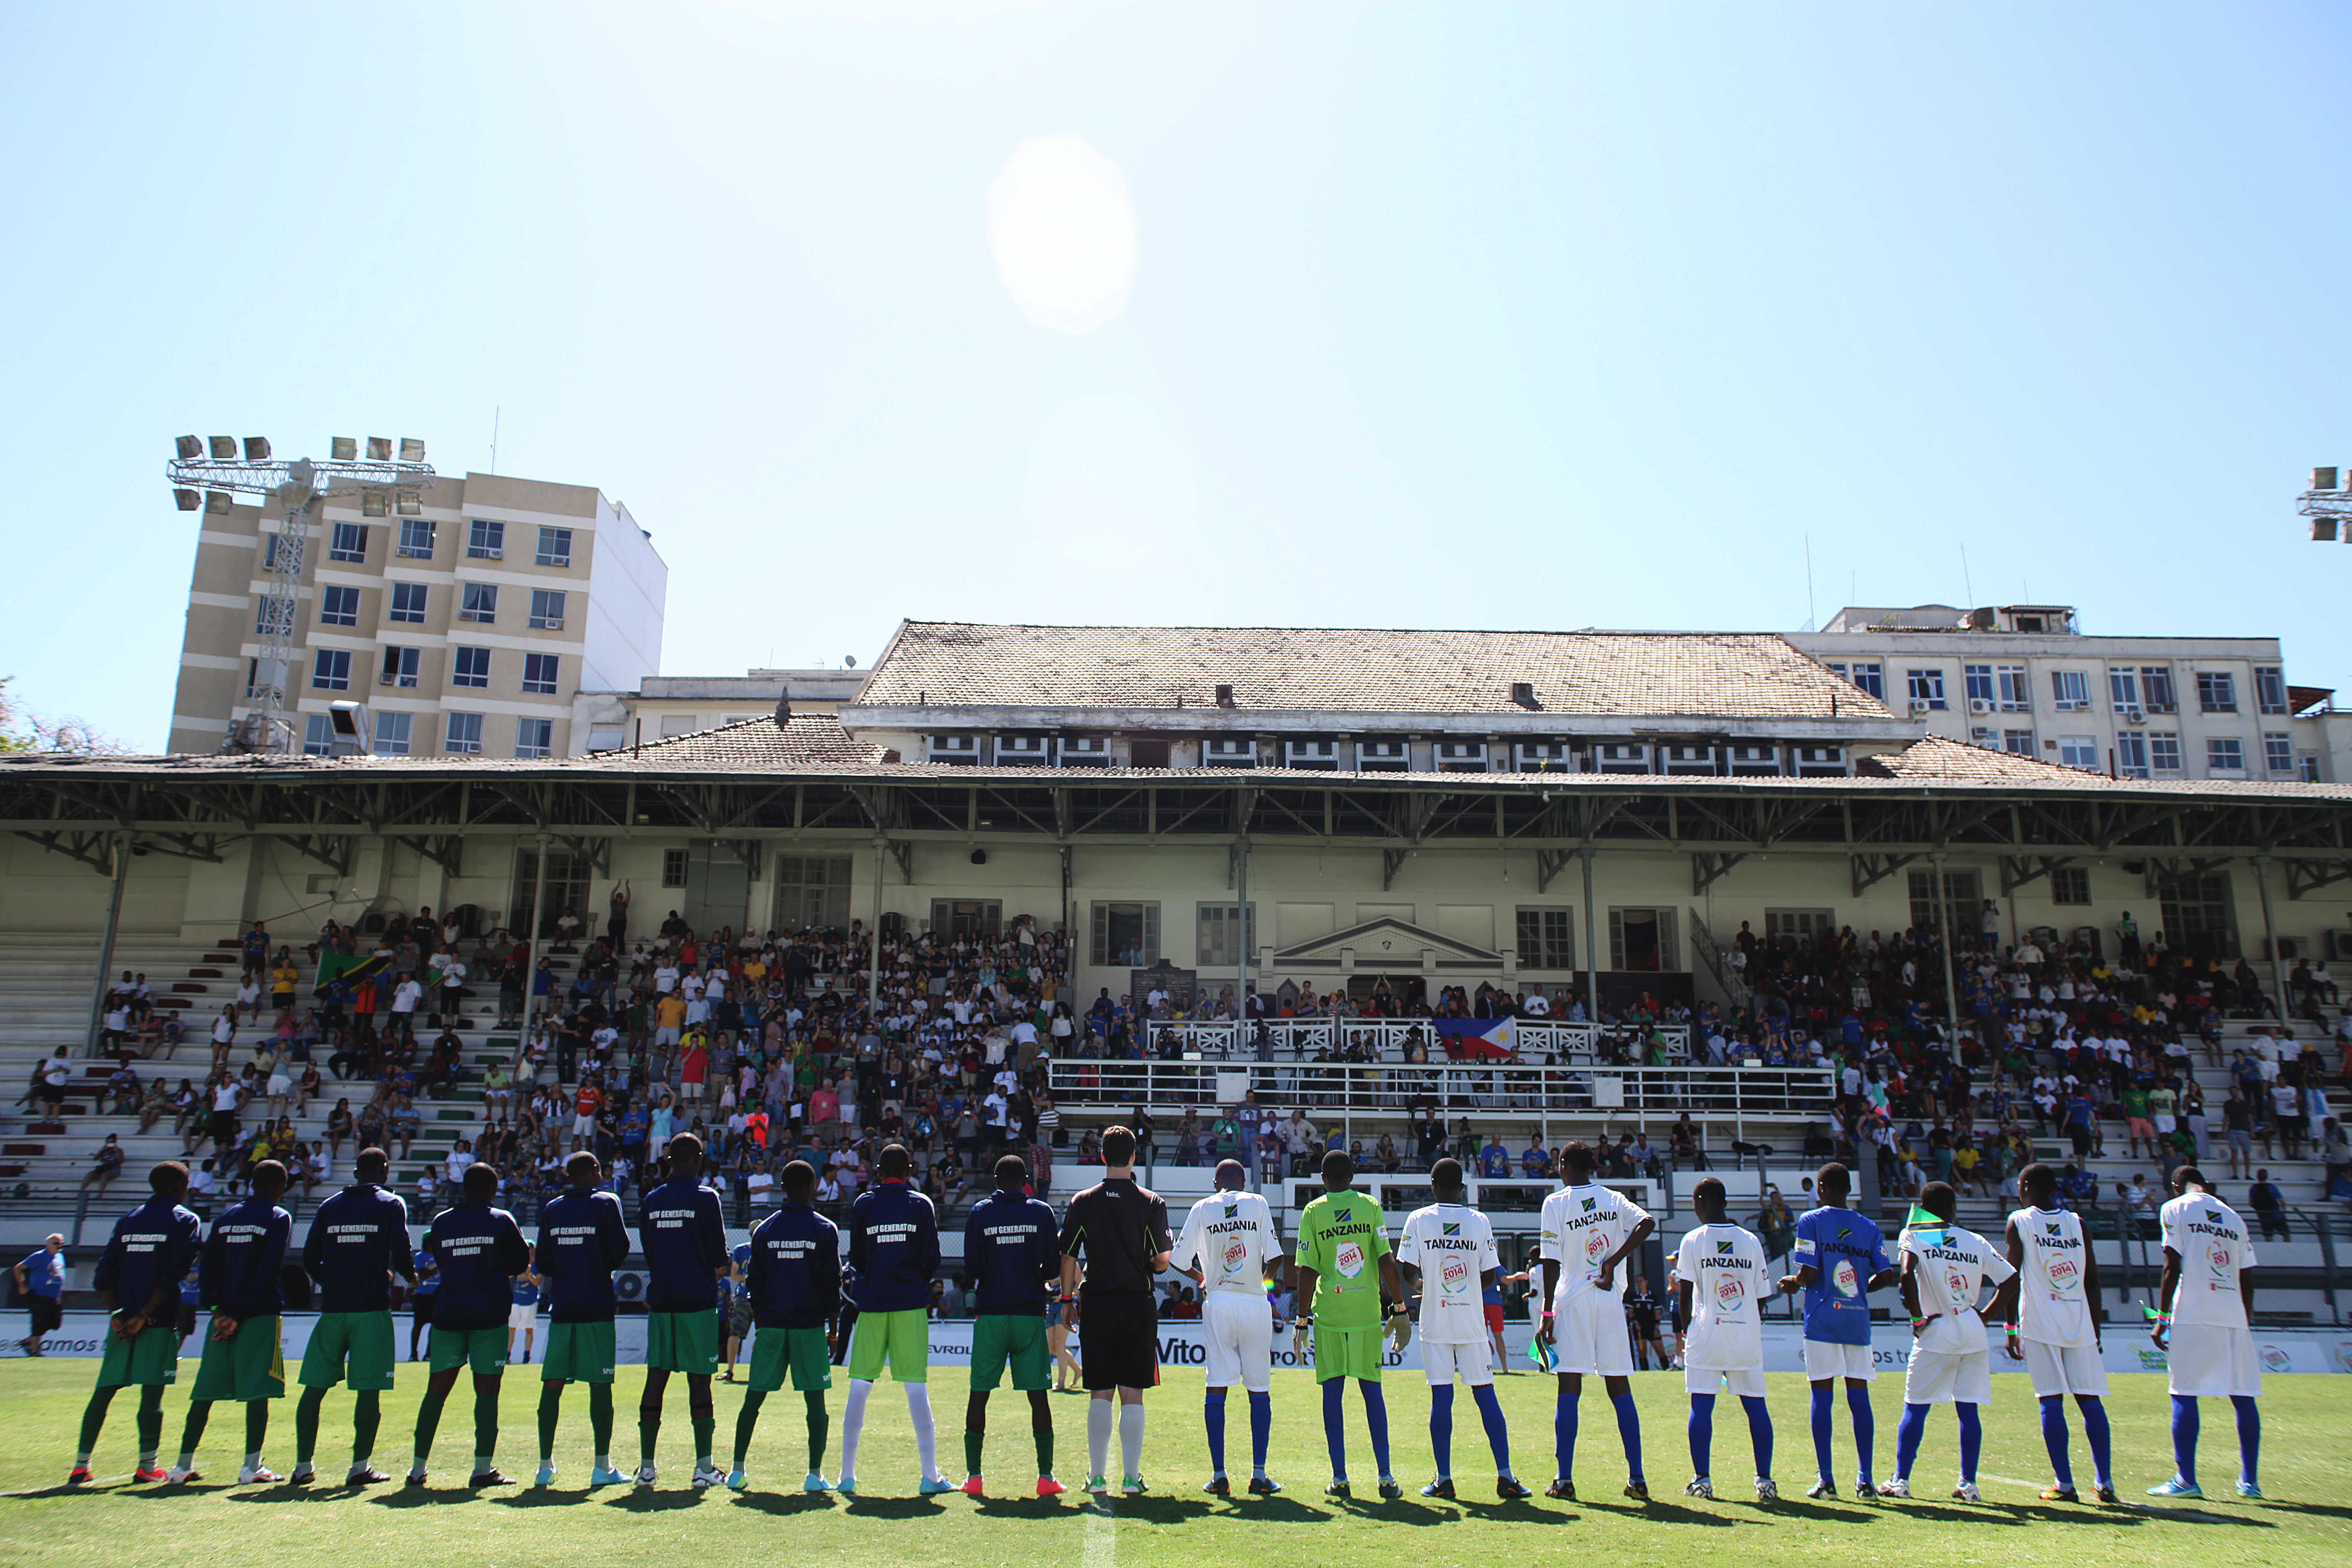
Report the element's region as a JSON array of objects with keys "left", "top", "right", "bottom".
[
  {"left": 1479, "top": 1132, "right": 1511, "bottom": 1180},
  {"left": 1519, "top": 1138, "right": 1551, "bottom": 1178},
  {"left": 14, "top": 1233, "right": 65, "bottom": 1357}
]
